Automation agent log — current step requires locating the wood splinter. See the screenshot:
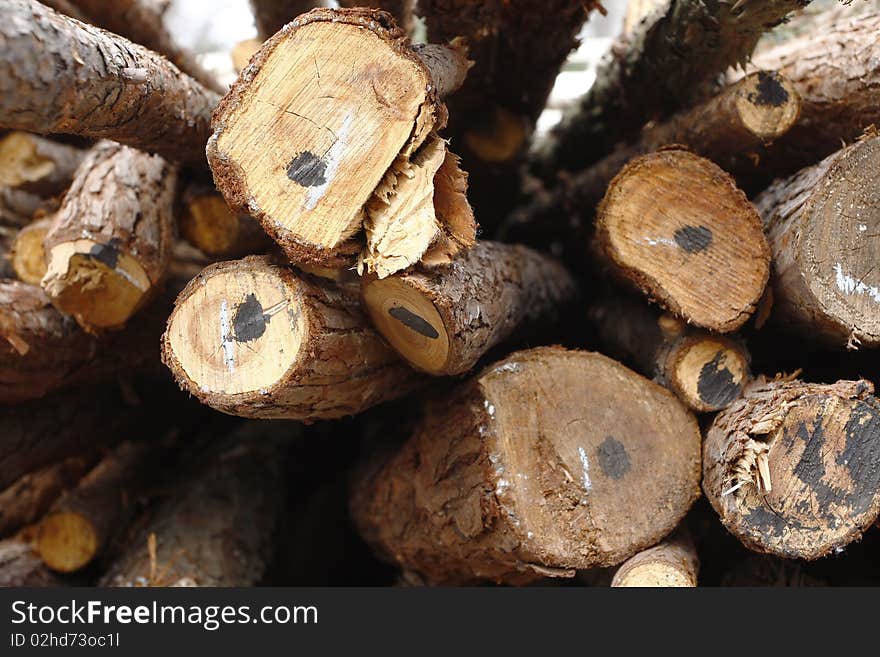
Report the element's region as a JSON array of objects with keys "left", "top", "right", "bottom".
[
  {"left": 611, "top": 527, "right": 699, "bottom": 587},
  {"left": 596, "top": 148, "right": 770, "bottom": 333},
  {"left": 208, "top": 8, "right": 473, "bottom": 270},
  {"left": 362, "top": 241, "right": 577, "bottom": 375}
]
